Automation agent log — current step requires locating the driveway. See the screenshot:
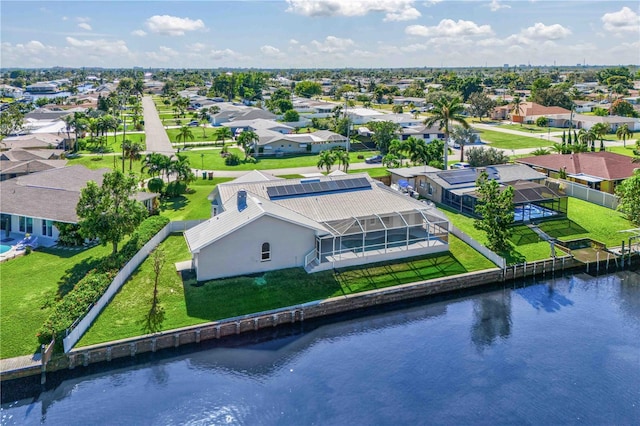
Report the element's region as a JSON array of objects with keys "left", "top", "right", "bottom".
[{"left": 142, "top": 96, "right": 175, "bottom": 155}]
